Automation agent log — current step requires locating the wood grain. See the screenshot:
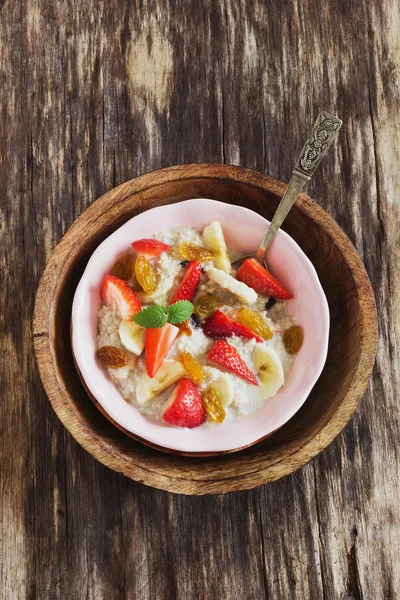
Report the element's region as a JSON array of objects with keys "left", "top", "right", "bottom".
[{"left": 1, "top": 1, "right": 399, "bottom": 599}]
